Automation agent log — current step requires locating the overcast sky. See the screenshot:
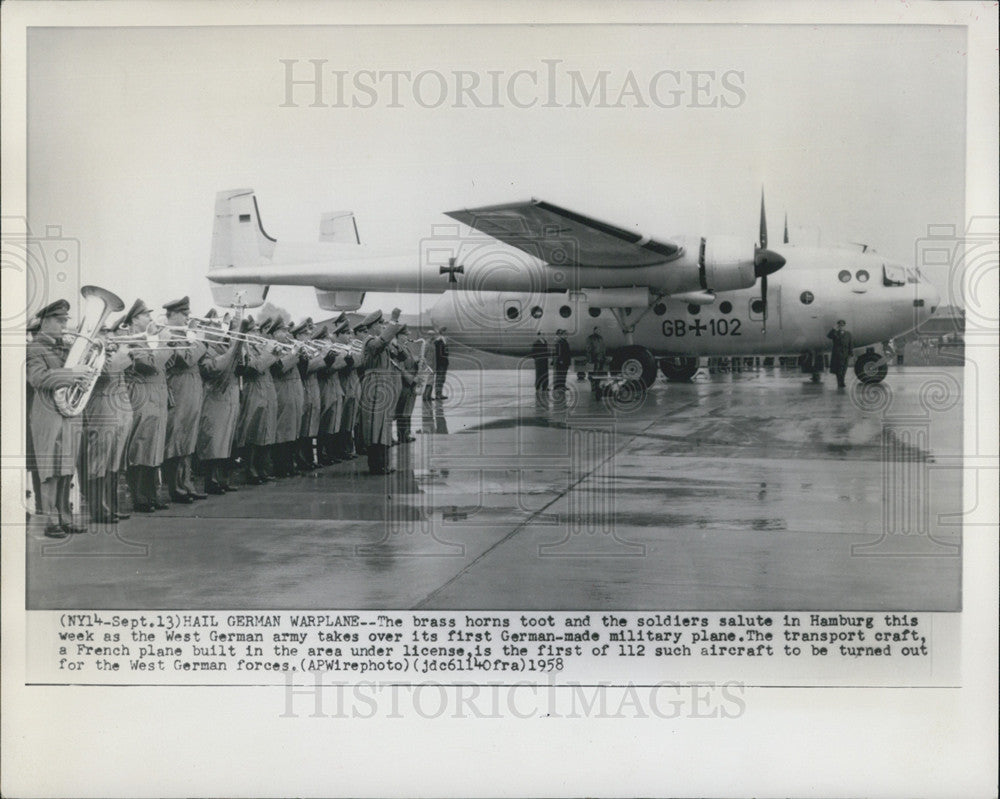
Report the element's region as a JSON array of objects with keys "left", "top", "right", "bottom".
[{"left": 27, "top": 23, "right": 966, "bottom": 321}]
